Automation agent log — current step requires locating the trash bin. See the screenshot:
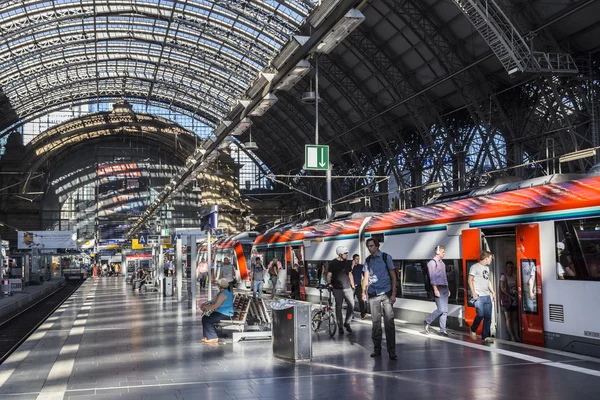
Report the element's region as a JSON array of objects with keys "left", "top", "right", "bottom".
[
  {"left": 271, "top": 302, "right": 312, "bottom": 361},
  {"left": 163, "top": 276, "right": 173, "bottom": 297}
]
